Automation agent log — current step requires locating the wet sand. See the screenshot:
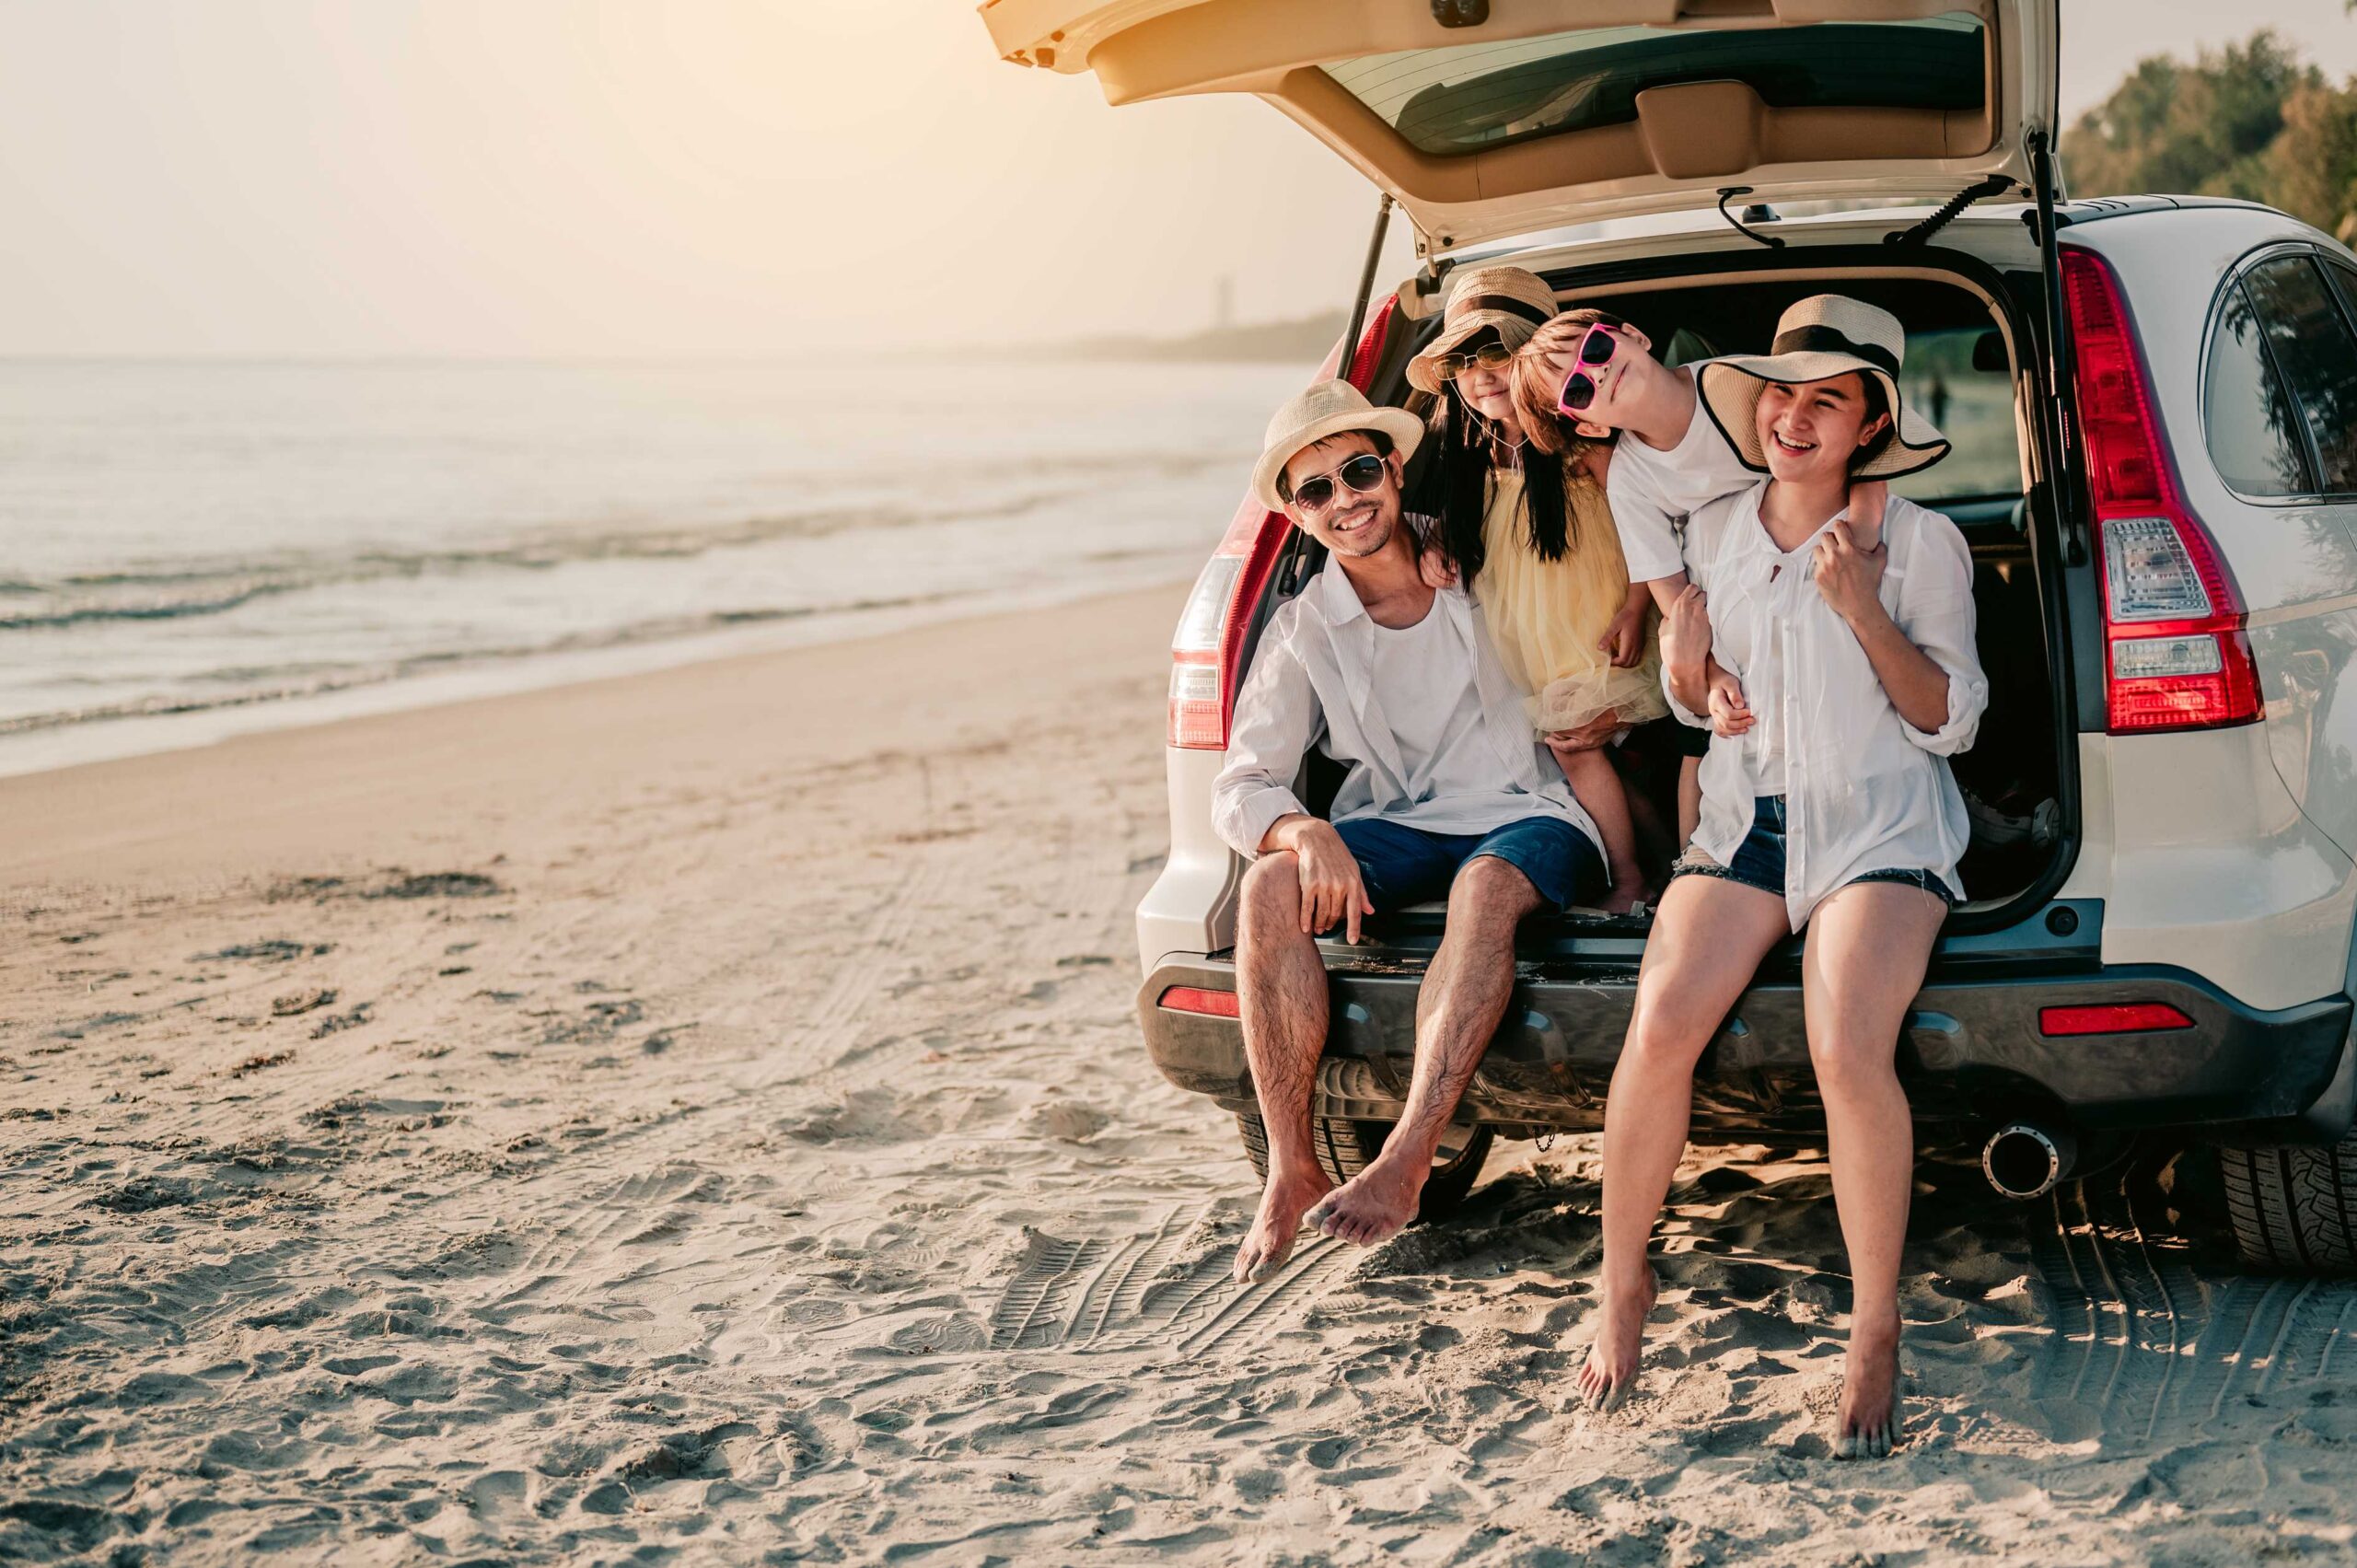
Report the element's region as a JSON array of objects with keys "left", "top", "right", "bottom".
[{"left": 4, "top": 584, "right": 2355, "bottom": 1564}]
